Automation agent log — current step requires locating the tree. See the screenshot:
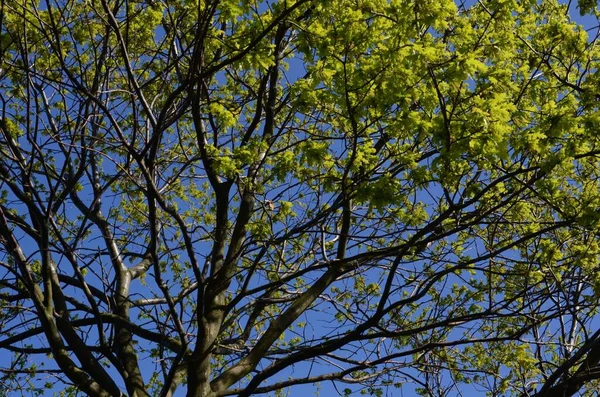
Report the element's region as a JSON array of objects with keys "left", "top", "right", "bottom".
[{"left": 3, "top": 0, "right": 600, "bottom": 395}]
